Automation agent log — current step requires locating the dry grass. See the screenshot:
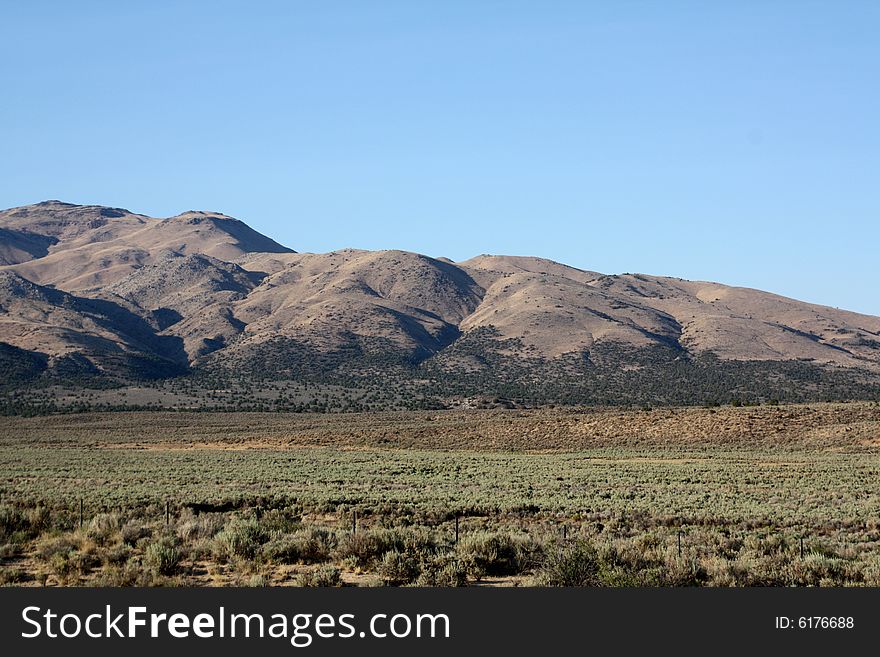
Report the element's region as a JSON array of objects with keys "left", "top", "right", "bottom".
[{"left": 3, "top": 401, "right": 879, "bottom": 451}]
